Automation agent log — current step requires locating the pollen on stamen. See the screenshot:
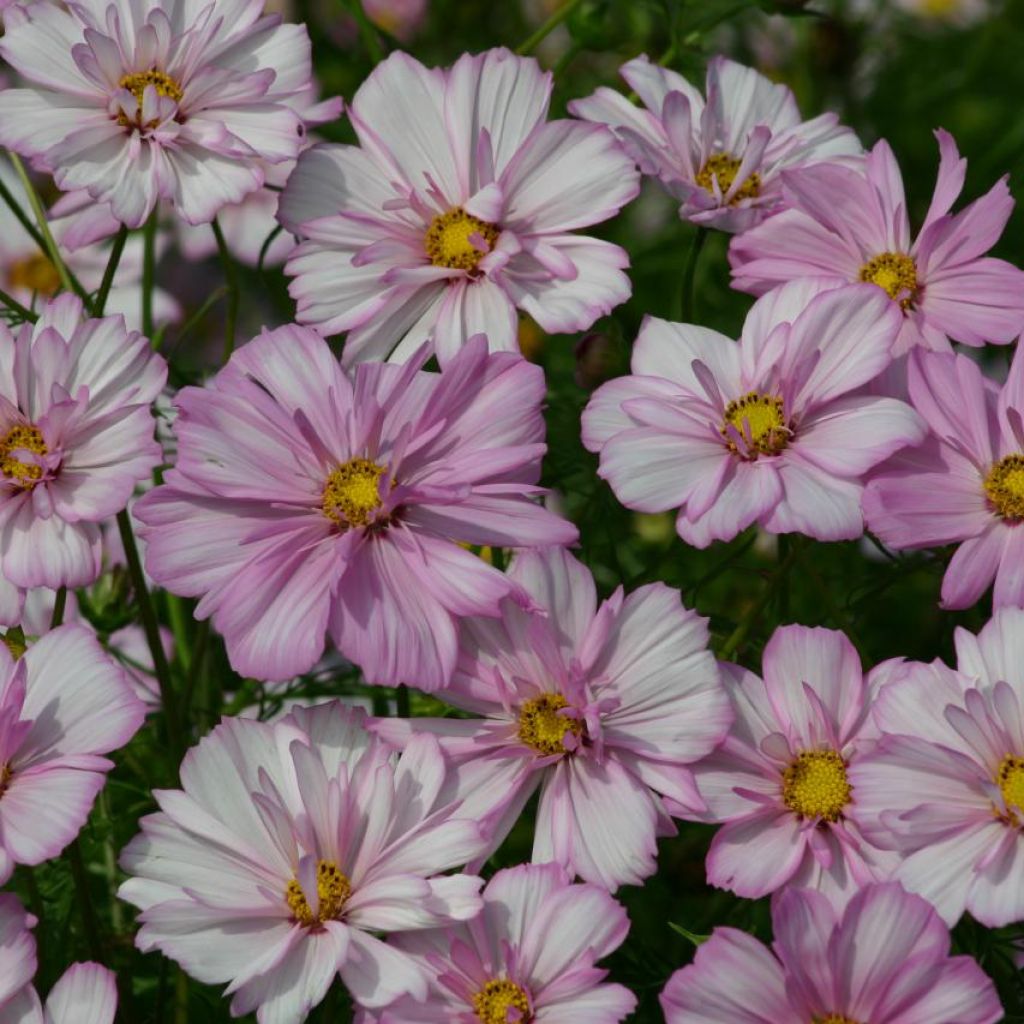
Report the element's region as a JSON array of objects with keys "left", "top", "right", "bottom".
[
  {"left": 322, "top": 458, "right": 386, "bottom": 527},
  {"left": 7, "top": 253, "right": 60, "bottom": 297},
  {"left": 424, "top": 208, "right": 500, "bottom": 271},
  {"left": 721, "top": 391, "right": 789, "bottom": 458},
  {"left": 0, "top": 424, "right": 47, "bottom": 488},
  {"left": 858, "top": 252, "right": 919, "bottom": 309},
  {"left": 472, "top": 978, "right": 531, "bottom": 1024},
  {"left": 997, "top": 755, "right": 1024, "bottom": 824},
  {"left": 285, "top": 859, "right": 351, "bottom": 928},
  {"left": 696, "top": 154, "right": 761, "bottom": 205},
  {"left": 984, "top": 455, "right": 1024, "bottom": 520},
  {"left": 782, "top": 749, "right": 852, "bottom": 823},
  {"left": 118, "top": 69, "right": 183, "bottom": 106},
  {"left": 517, "top": 694, "right": 582, "bottom": 756}
]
